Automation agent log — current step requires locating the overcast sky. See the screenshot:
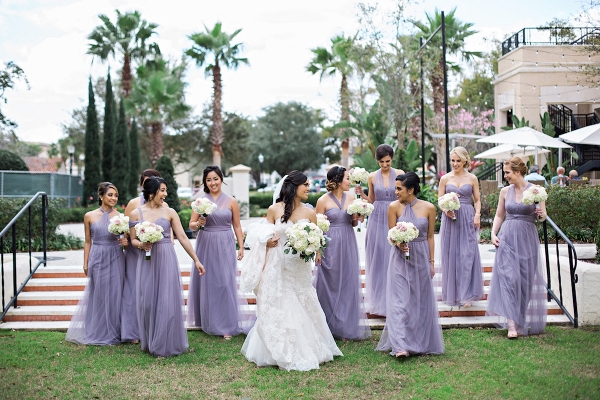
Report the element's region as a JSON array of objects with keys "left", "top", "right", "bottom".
[{"left": 0, "top": 0, "right": 579, "bottom": 144}]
